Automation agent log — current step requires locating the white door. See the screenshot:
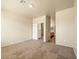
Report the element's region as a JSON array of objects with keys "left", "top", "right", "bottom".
[{"left": 32, "top": 24, "right": 38, "bottom": 40}]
